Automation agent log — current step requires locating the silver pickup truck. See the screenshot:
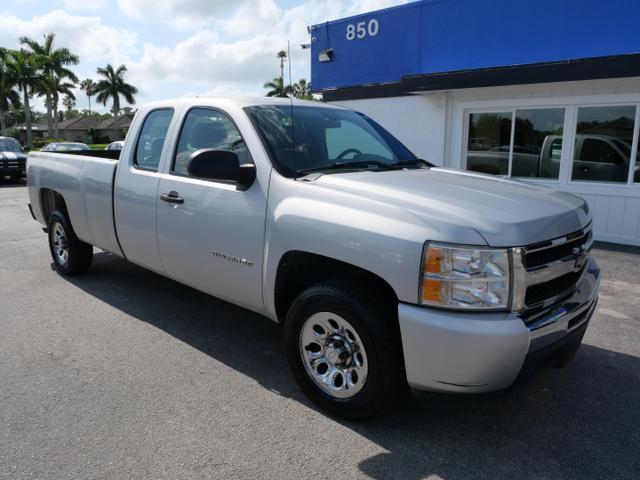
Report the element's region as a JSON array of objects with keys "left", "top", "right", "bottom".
[{"left": 27, "top": 98, "right": 600, "bottom": 419}]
